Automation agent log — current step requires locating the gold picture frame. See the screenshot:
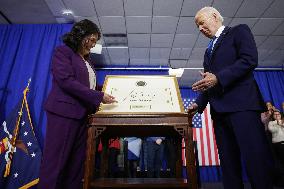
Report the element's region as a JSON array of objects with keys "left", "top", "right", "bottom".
[{"left": 97, "top": 75, "right": 184, "bottom": 114}]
